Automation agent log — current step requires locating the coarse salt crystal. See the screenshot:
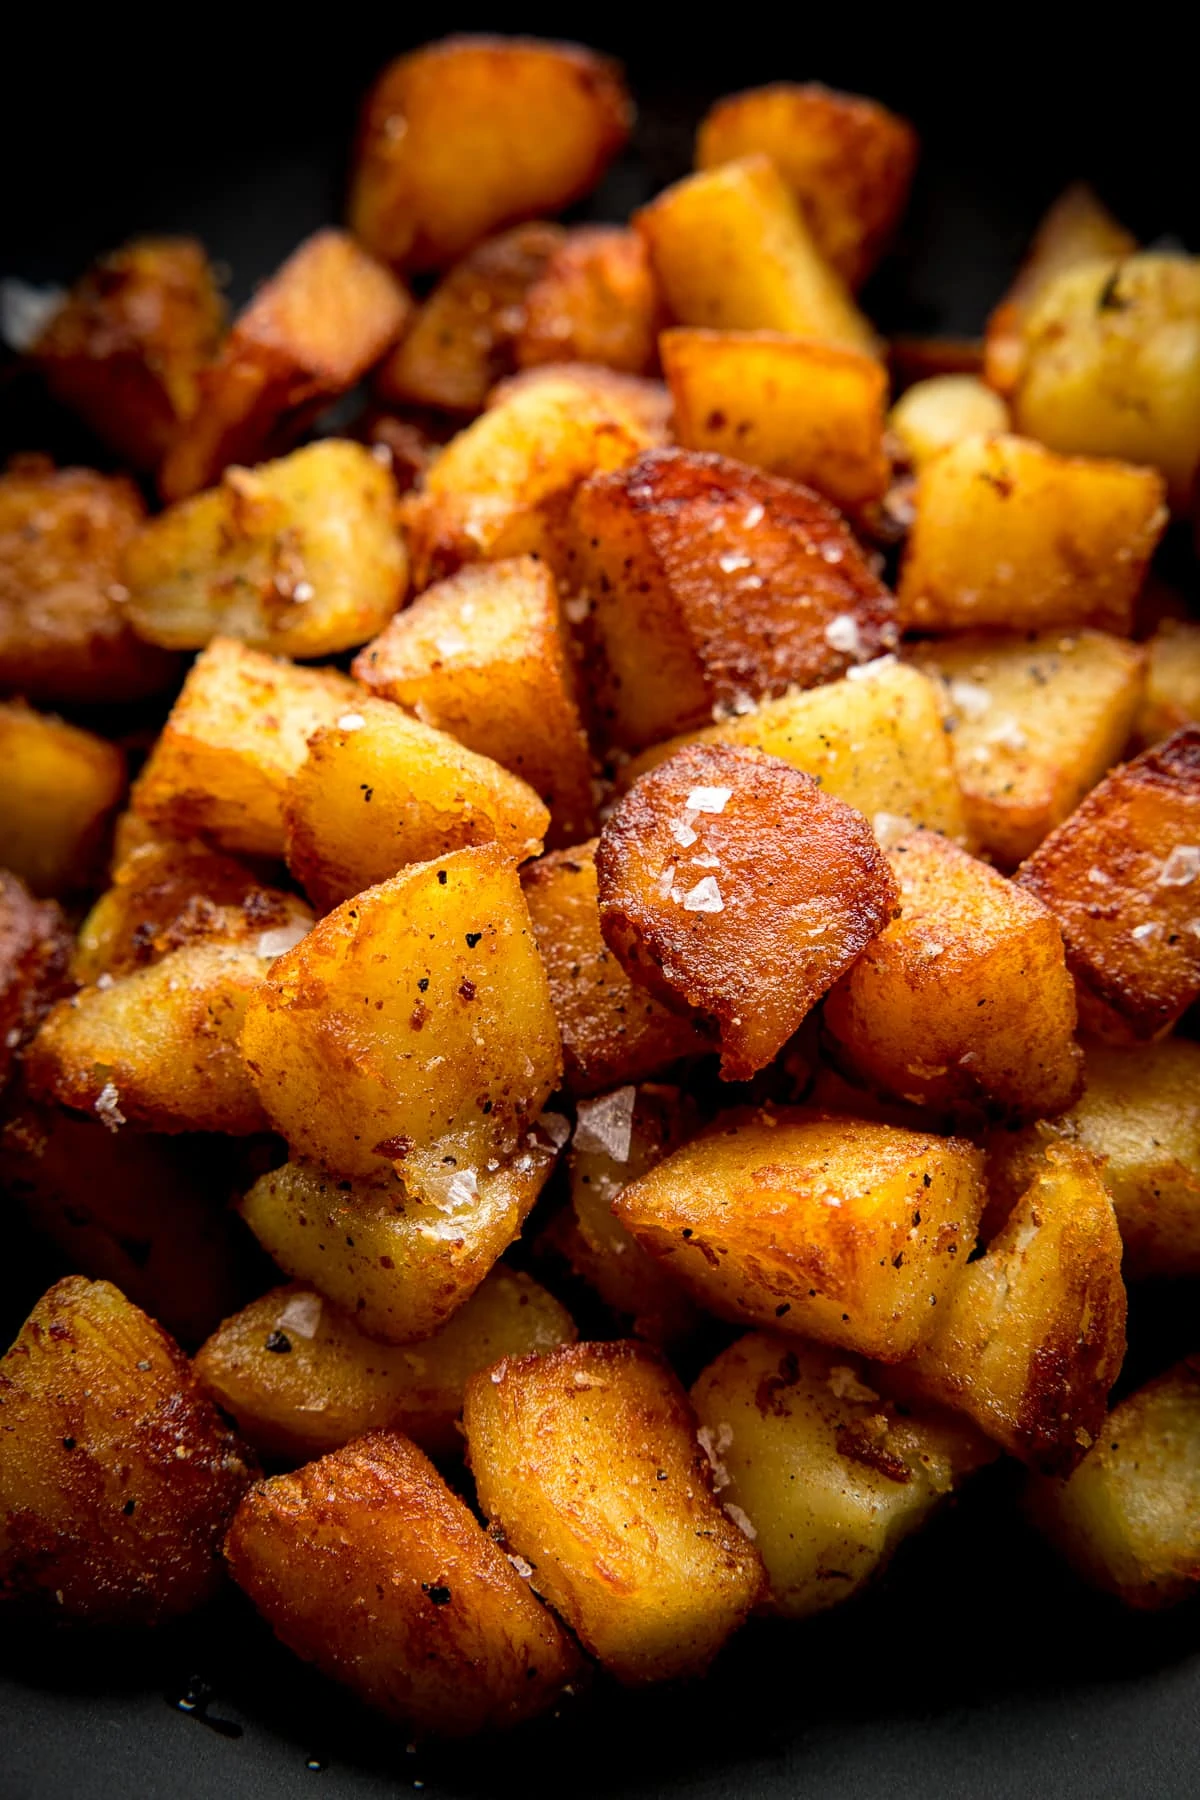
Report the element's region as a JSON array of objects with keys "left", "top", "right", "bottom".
[
  {"left": 820, "top": 544, "right": 844, "bottom": 566},
  {"left": 507, "top": 1554, "right": 534, "bottom": 1579},
  {"left": 0, "top": 278, "right": 65, "bottom": 351},
  {"left": 671, "top": 817, "right": 698, "bottom": 848},
  {"left": 257, "top": 920, "right": 309, "bottom": 959},
  {"left": 743, "top": 503, "right": 765, "bottom": 528},
  {"left": 948, "top": 678, "right": 991, "bottom": 720},
  {"left": 828, "top": 1365, "right": 880, "bottom": 1404},
  {"left": 292, "top": 581, "right": 315, "bottom": 605},
  {"left": 724, "top": 1503, "right": 757, "bottom": 1541},
  {"left": 4, "top": 1028, "right": 20, "bottom": 1049},
  {"left": 985, "top": 717, "right": 1028, "bottom": 752},
  {"left": 93, "top": 1082, "right": 125, "bottom": 1133},
  {"left": 686, "top": 786, "right": 731, "bottom": 814},
  {"left": 692, "top": 851, "right": 720, "bottom": 869},
  {"left": 872, "top": 812, "right": 914, "bottom": 849},
  {"left": 278, "top": 1291, "right": 324, "bottom": 1338},
  {"left": 95, "top": 971, "right": 114, "bottom": 990},
  {"left": 536, "top": 1111, "right": 572, "bottom": 1150},
  {"left": 434, "top": 632, "right": 468, "bottom": 658},
  {"left": 575, "top": 1087, "right": 637, "bottom": 1163},
  {"left": 1086, "top": 867, "right": 1111, "bottom": 886},
  {"left": 718, "top": 553, "right": 753, "bottom": 574},
  {"left": 1157, "top": 845, "right": 1200, "bottom": 888},
  {"left": 1131, "top": 922, "right": 1161, "bottom": 944},
  {"left": 447, "top": 1167, "right": 478, "bottom": 1206},
  {"left": 682, "top": 876, "right": 723, "bottom": 913},
  {"left": 657, "top": 862, "right": 677, "bottom": 898},
  {"left": 824, "top": 613, "right": 864, "bottom": 655},
  {"left": 563, "top": 594, "right": 590, "bottom": 624},
  {"left": 846, "top": 655, "right": 896, "bottom": 683},
  {"left": 337, "top": 711, "right": 365, "bottom": 731}
]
